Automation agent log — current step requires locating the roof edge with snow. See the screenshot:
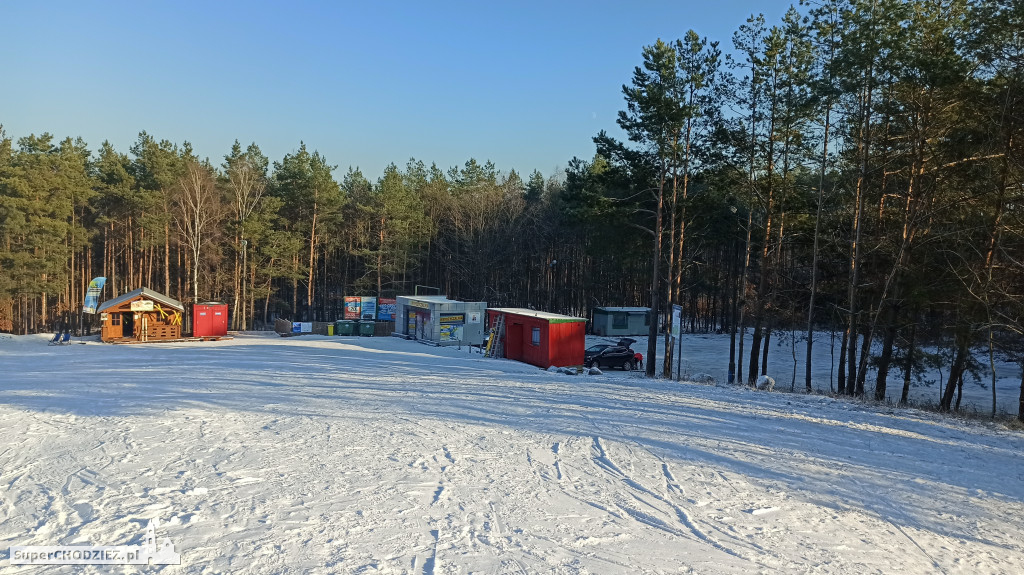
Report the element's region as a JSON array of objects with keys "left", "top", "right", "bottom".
[{"left": 98, "top": 287, "right": 184, "bottom": 312}]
